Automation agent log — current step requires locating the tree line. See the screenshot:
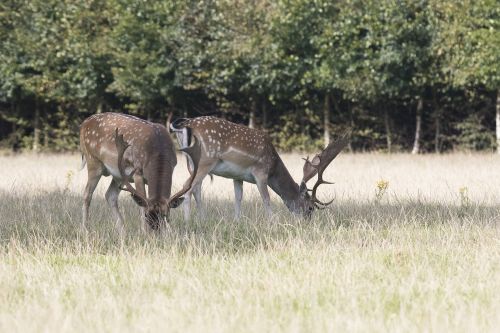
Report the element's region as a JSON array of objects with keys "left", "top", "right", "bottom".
[{"left": 0, "top": 0, "right": 498, "bottom": 153}]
